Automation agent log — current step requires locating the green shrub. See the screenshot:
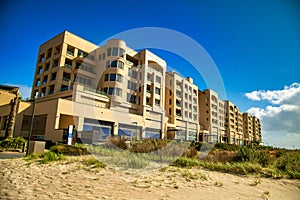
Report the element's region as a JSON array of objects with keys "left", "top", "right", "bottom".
[
  {"left": 214, "top": 143, "right": 240, "bottom": 151},
  {"left": 274, "top": 151, "right": 300, "bottom": 178},
  {"left": 82, "top": 157, "right": 106, "bottom": 168},
  {"left": 110, "top": 137, "right": 128, "bottom": 150},
  {"left": 0, "top": 137, "right": 27, "bottom": 149},
  {"left": 182, "top": 147, "right": 198, "bottom": 159},
  {"left": 39, "top": 151, "right": 64, "bottom": 164},
  {"left": 234, "top": 147, "right": 271, "bottom": 167},
  {"left": 50, "top": 144, "right": 89, "bottom": 156},
  {"left": 173, "top": 157, "right": 200, "bottom": 168}
]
